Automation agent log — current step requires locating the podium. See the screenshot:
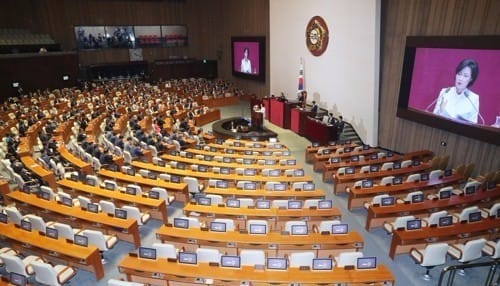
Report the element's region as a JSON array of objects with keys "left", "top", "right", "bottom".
[{"left": 251, "top": 110, "right": 263, "bottom": 130}]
